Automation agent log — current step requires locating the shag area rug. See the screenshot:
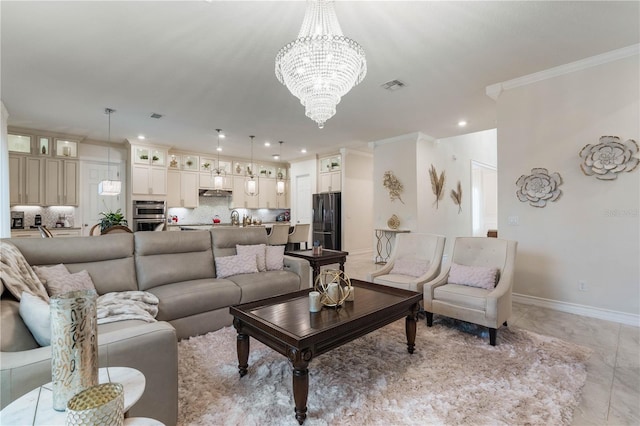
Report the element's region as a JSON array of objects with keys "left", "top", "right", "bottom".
[{"left": 177, "top": 318, "right": 591, "bottom": 426}]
